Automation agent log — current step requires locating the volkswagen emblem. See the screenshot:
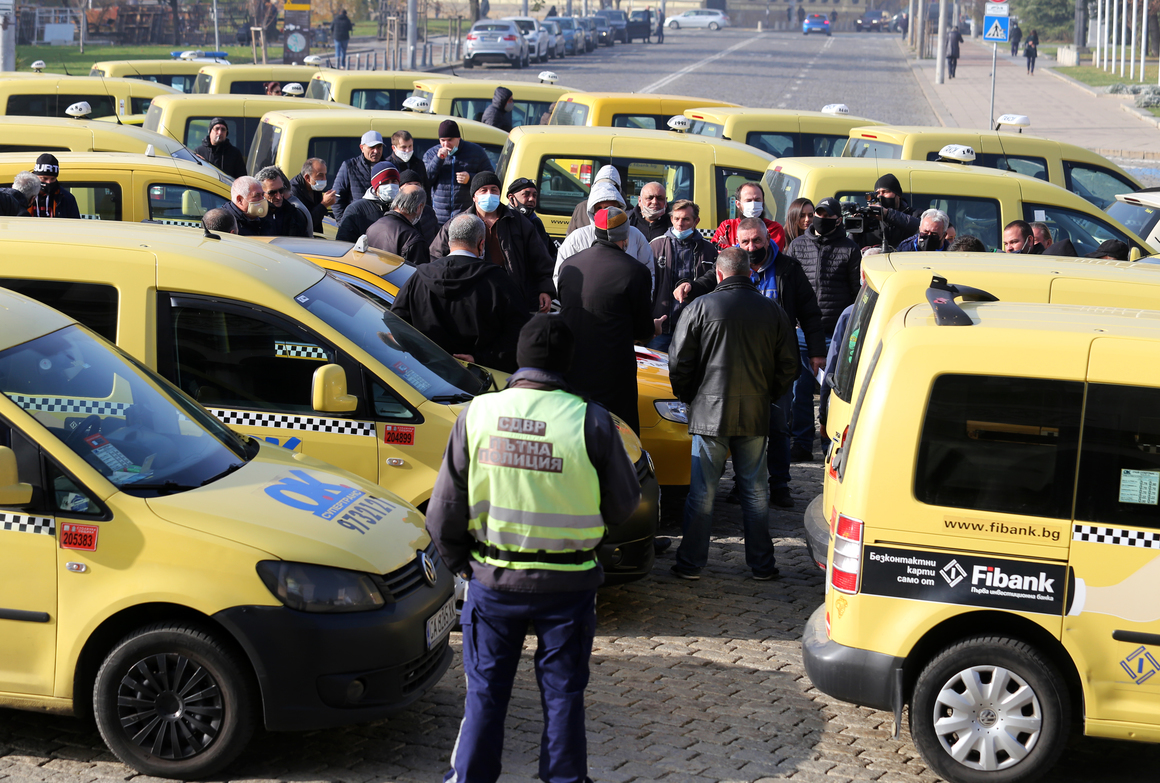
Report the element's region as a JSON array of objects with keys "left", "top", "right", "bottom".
[{"left": 418, "top": 550, "right": 438, "bottom": 587}]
